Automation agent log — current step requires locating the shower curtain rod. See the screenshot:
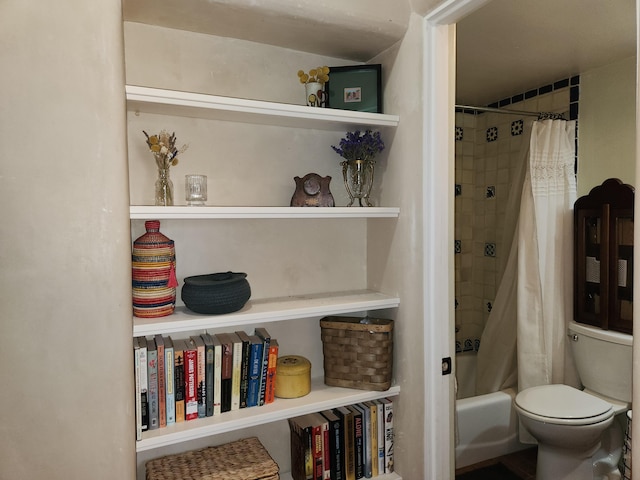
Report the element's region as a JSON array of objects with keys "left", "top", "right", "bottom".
[{"left": 455, "top": 104, "right": 563, "bottom": 119}]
